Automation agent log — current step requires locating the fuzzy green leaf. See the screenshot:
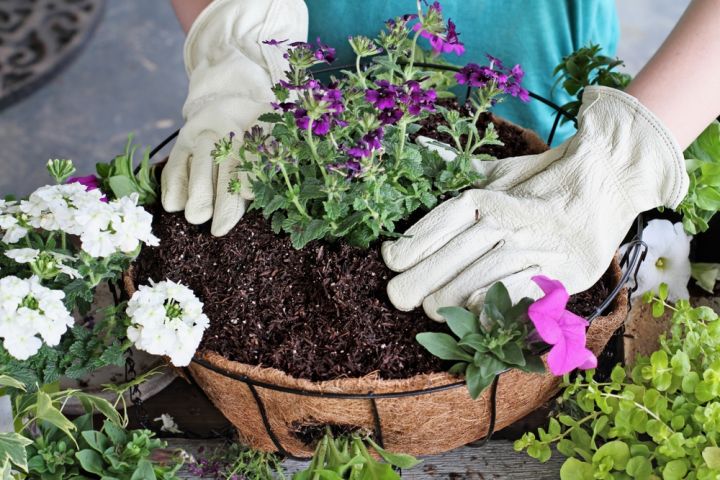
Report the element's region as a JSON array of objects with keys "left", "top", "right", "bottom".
[
  {"left": 416, "top": 333, "right": 473, "bottom": 362},
  {"left": 438, "top": 307, "right": 478, "bottom": 338}
]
